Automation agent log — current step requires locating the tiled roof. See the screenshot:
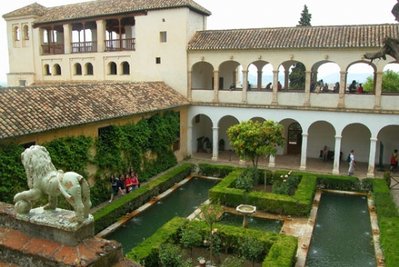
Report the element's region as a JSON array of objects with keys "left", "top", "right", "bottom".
[
  {"left": 0, "top": 82, "right": 189, "bottom": 139},
  {"left": 2, "top": 3, "right": 47, "bottom": 18},
  {"left": 4, "top": 0, "right": 211, "bottom": 25},
  {"left": 188, "top": 24, "right": 399, "bottom": 50}
]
